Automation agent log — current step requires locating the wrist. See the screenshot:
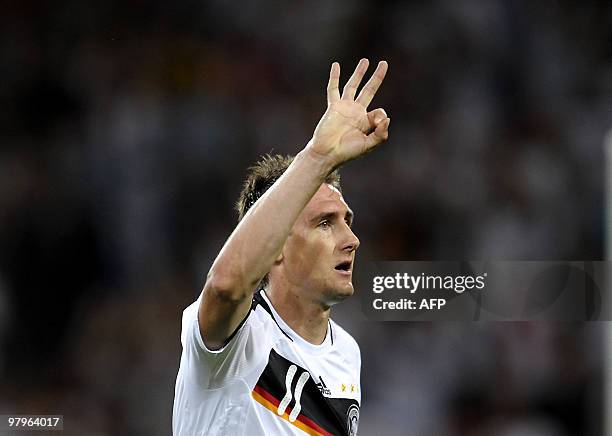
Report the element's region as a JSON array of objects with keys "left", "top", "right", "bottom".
[{"left": 301, "top": 140, "right": 338, "bottom": 175}]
